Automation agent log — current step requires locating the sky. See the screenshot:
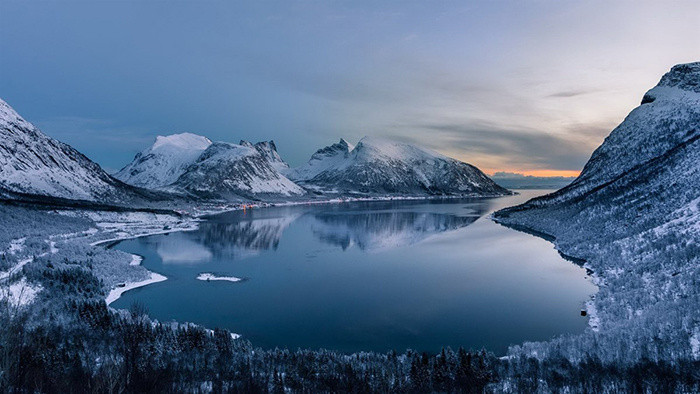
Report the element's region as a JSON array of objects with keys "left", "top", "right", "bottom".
[{"left": 1, "top": 1, "right": 698, "bottom": 176}]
